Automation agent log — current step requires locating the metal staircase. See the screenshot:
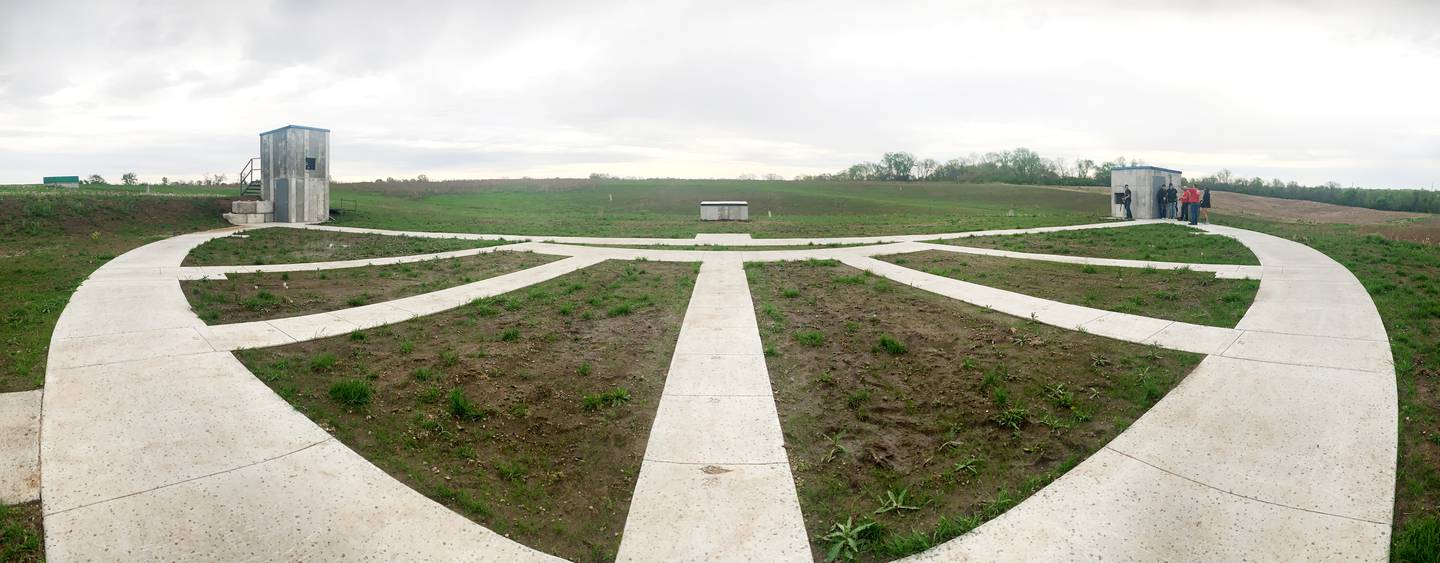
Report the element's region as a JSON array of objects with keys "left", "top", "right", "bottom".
[{"left": 238, "top": 157, "right": 262, "bottom": 198}]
